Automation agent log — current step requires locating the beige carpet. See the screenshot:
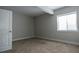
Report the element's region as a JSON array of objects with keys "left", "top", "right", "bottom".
[{"left": 3, "top": 38, "right": 79, "bottom": 53}]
